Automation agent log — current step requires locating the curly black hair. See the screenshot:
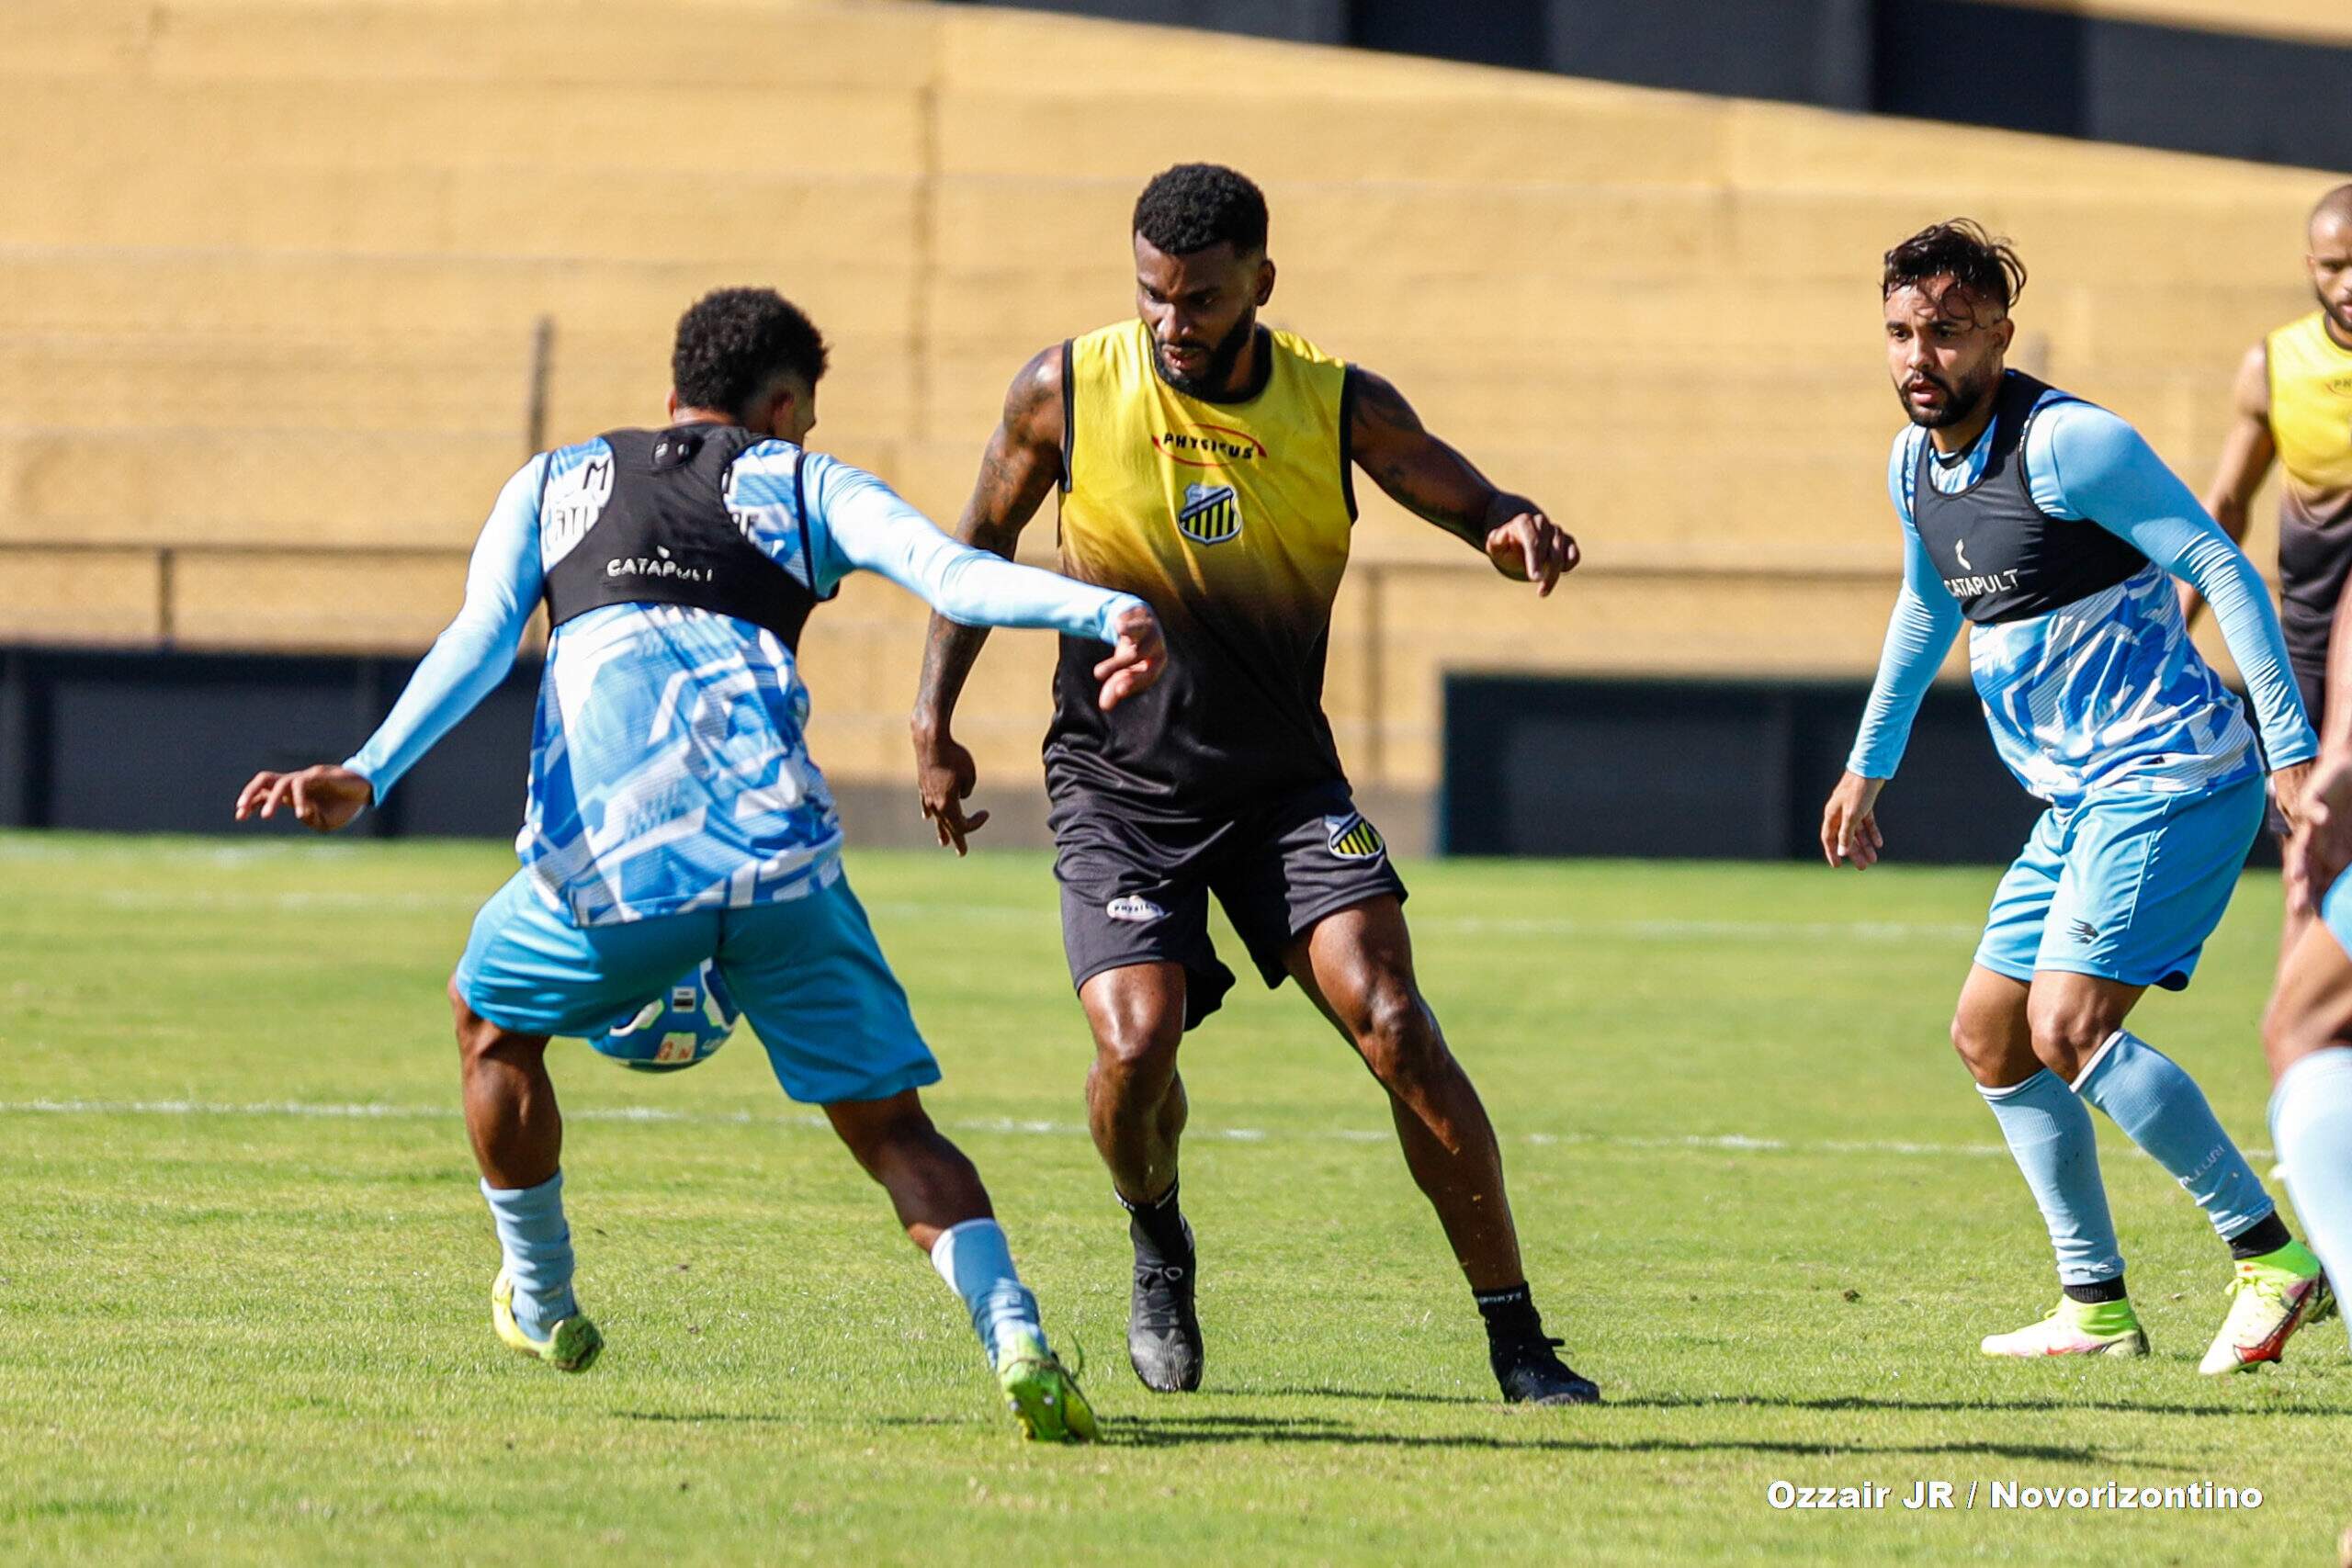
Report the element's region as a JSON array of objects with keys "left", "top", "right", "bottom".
[
  {"left": 1883, "top": 220, "right": 2027, "bottom": 312},
  {"left": 1133, "top": 163, "right": 1268, "bottom": 256},
  {"left": 671, "top": 288, "right": 830, "bottom": 417}
]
